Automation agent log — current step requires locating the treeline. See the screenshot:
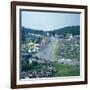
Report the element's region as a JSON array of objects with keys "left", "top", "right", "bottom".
[
  {"left": 21, "top": 27, "right": 44, "bottom": 35},
  {"left": 54, "top": 26, "right": 80, "bottom": 35},
  {"left": 21, "top": 26, "right": 80, "bottom": 36}
]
